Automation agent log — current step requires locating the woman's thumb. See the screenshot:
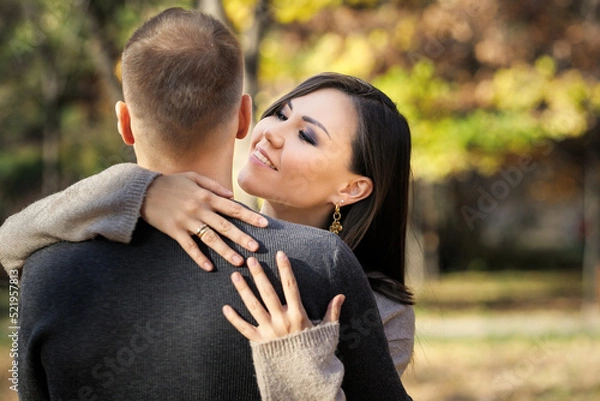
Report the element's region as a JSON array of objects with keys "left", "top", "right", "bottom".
[{"left": 323, "top": 294, "right": 345, "bottom": 323}]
